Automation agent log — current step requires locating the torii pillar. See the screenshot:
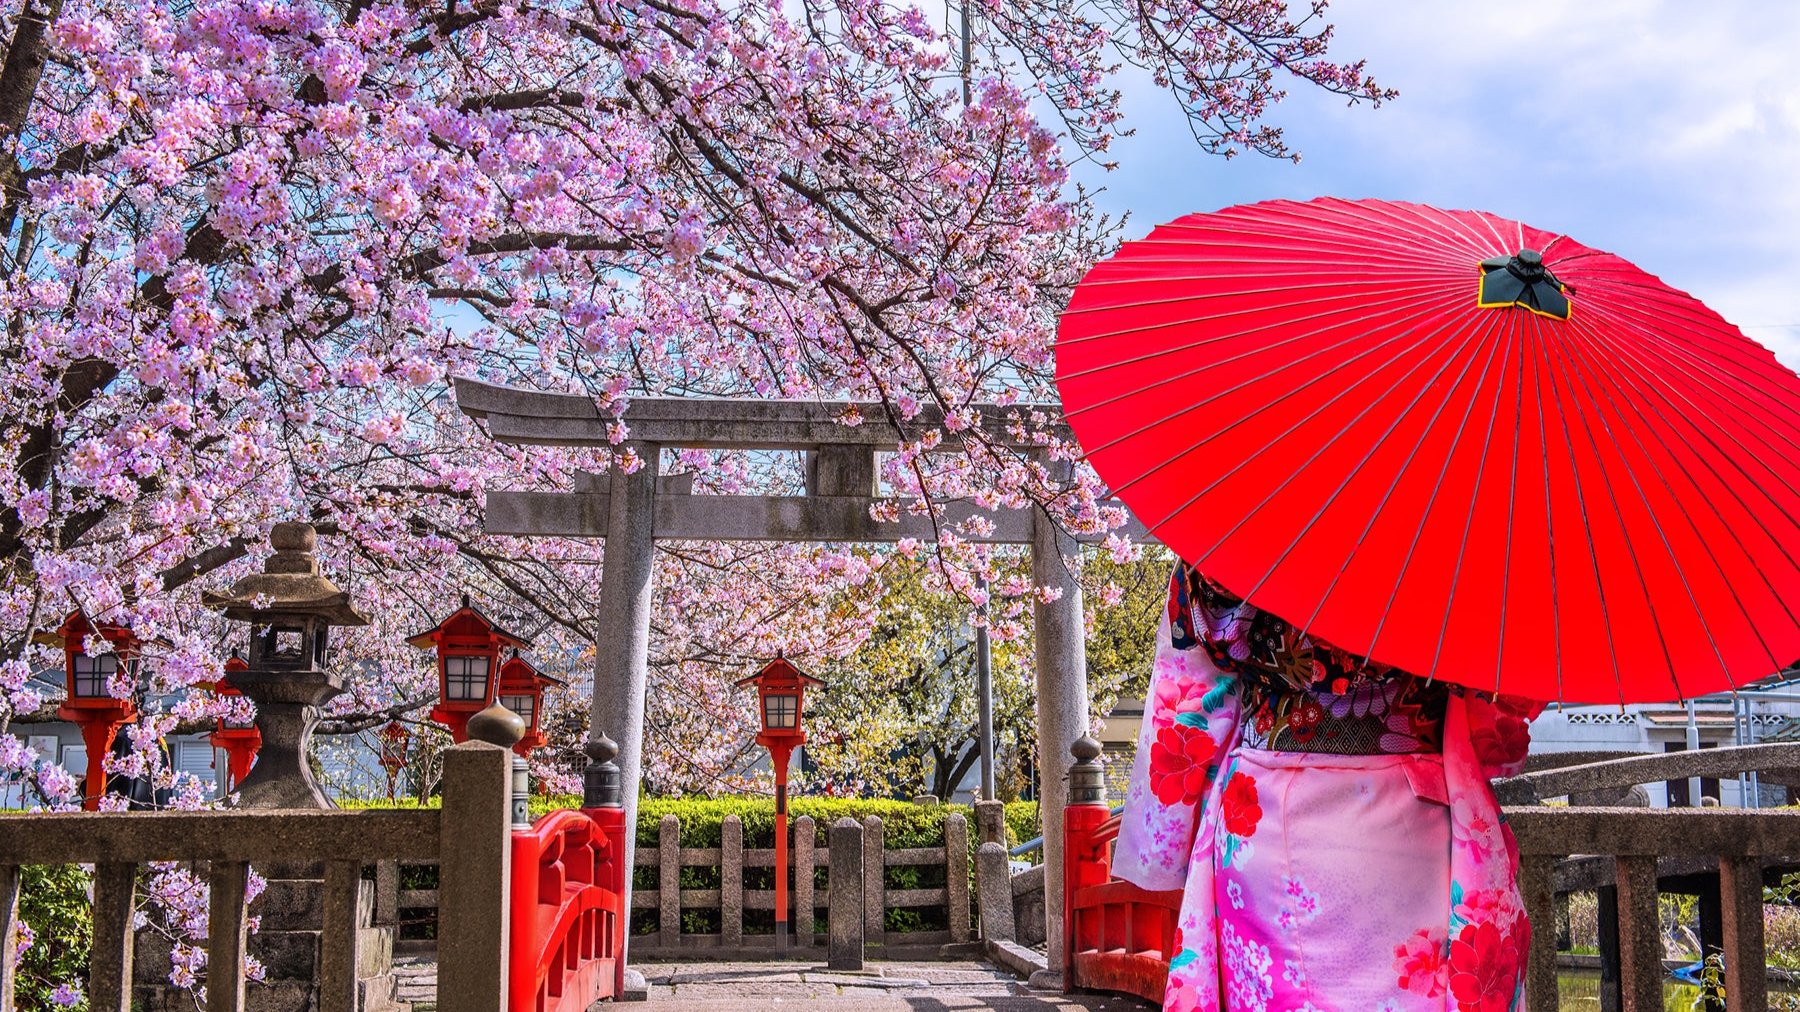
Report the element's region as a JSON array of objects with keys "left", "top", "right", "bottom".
[
  {"left": 594, "top": 439, "right": 660, "bottom": 949},
  {"left": 1031, "top": 467, "right": 1089, "bottom": 986}
]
